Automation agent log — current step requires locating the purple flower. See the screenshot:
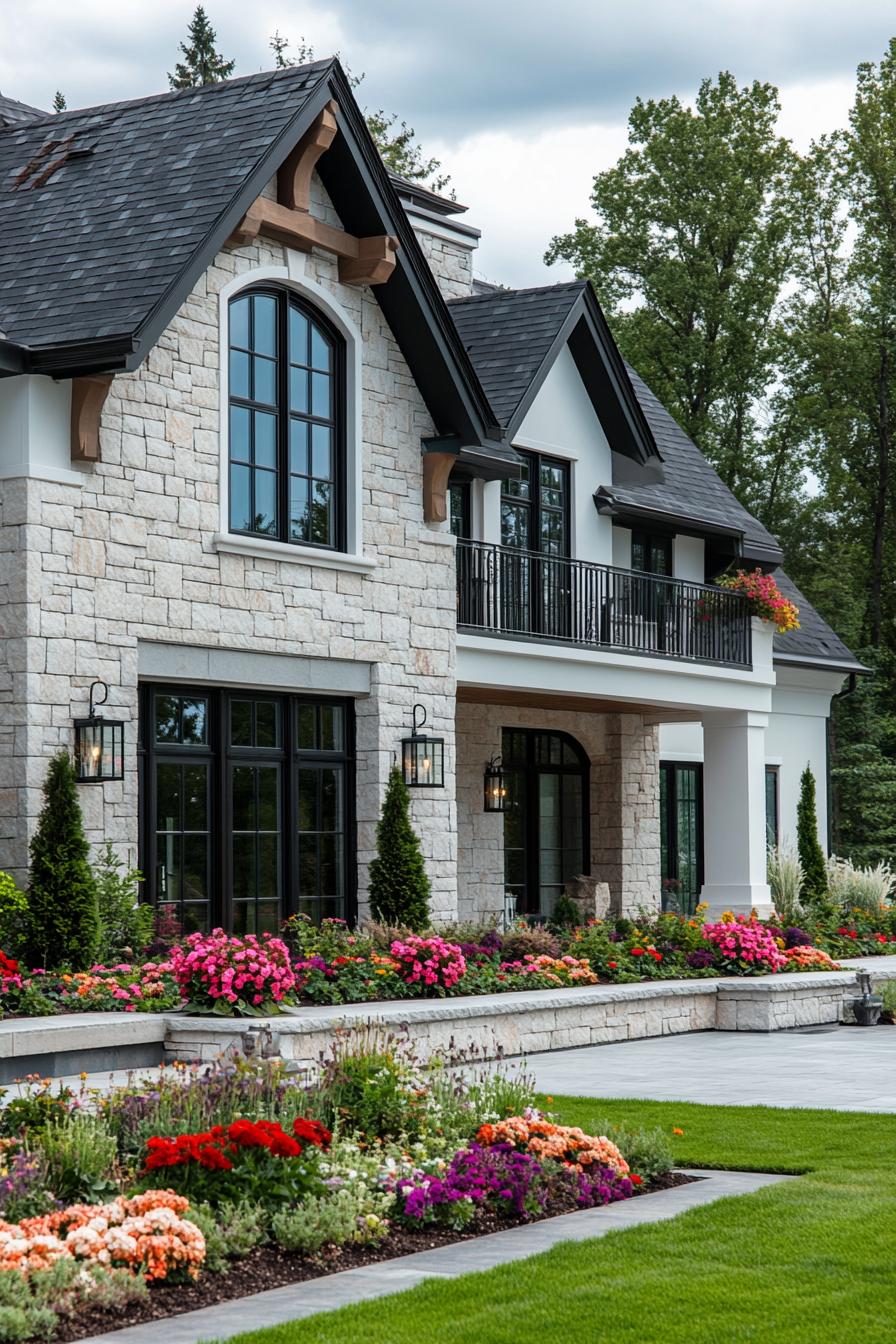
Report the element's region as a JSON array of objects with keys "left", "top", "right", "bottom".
[
  {"left": 784, "top": 927, "right": 812, "bottom": 948},
  {"left": 686, "top": 949, "right": 716, "bottom": 970}
]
